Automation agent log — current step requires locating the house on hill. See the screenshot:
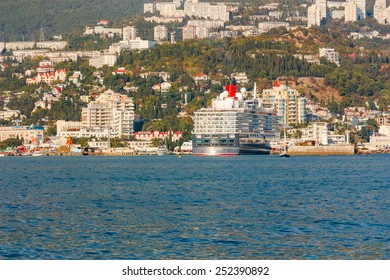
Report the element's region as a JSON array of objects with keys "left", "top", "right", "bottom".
[{"left": 26, "top": 69, "right": 67, "bottom": 85}]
